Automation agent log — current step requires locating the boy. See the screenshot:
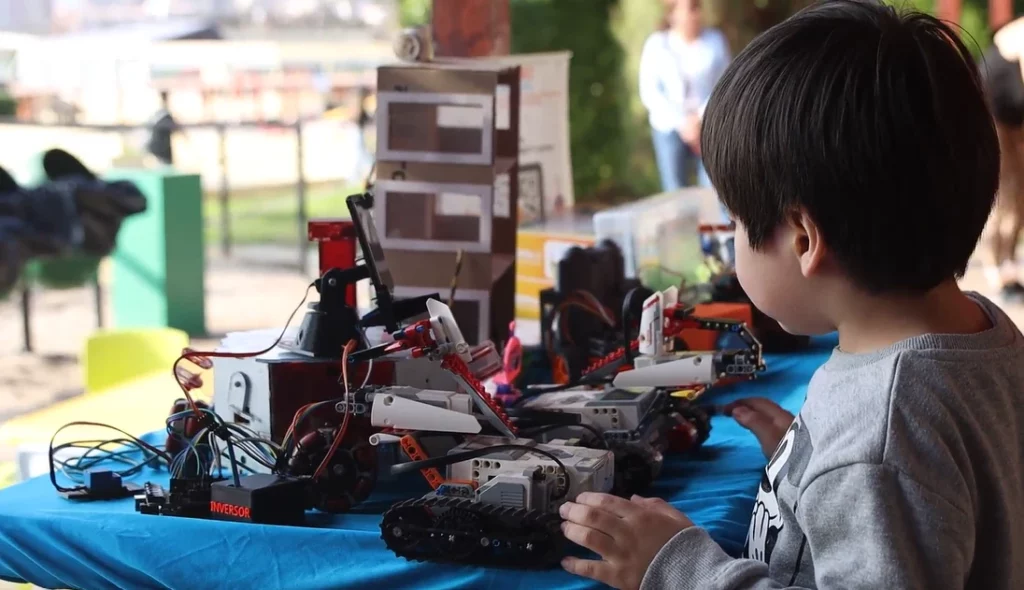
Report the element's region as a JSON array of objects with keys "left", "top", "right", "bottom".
[{"left": 559, "top": 1, "right": 1024, "bottom": 588}]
